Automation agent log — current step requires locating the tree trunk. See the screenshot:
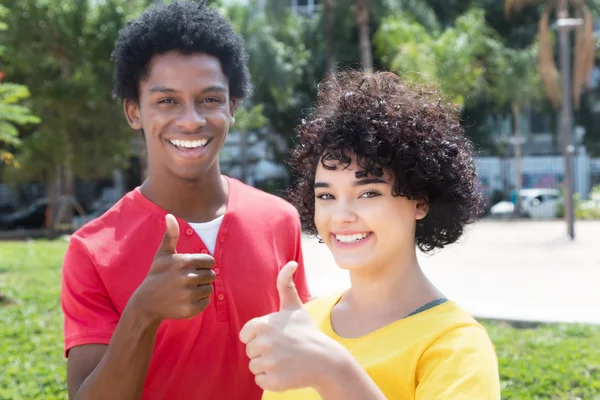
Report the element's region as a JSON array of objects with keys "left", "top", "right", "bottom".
[
  {"left": 355, "top": 0, "right": 372, "bottom": 71},
  {"left": 44, "top": 170, "right": 57, "bottom": 232},
  {"left": 324, "top": 0, "right": 336, "bottom": 73},
  {"left": 59, "top": 57, "right": 75, "bottom": 230},
  {"left": 62, "top": 135, "right": 76, "bottom": 228},
  {"left": 512, "top": 103, "right": 523, "bottom": 217}
]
